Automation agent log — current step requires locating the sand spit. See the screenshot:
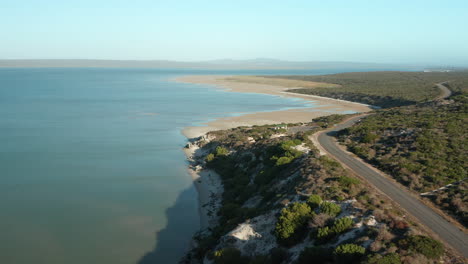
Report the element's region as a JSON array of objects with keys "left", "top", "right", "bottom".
[{"left": 176, "top": 75, "right": 373, "bottom": 138}]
